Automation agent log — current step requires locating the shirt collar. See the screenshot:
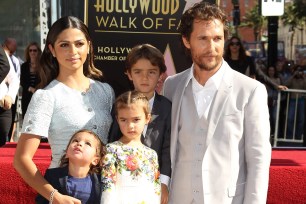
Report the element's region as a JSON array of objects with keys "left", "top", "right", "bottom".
[
  {"left": 189, "top": 60, "right": 226, "bottom": 91},
  {"left": 148, "top": 92, "right": 155, "bottom": 112}
]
